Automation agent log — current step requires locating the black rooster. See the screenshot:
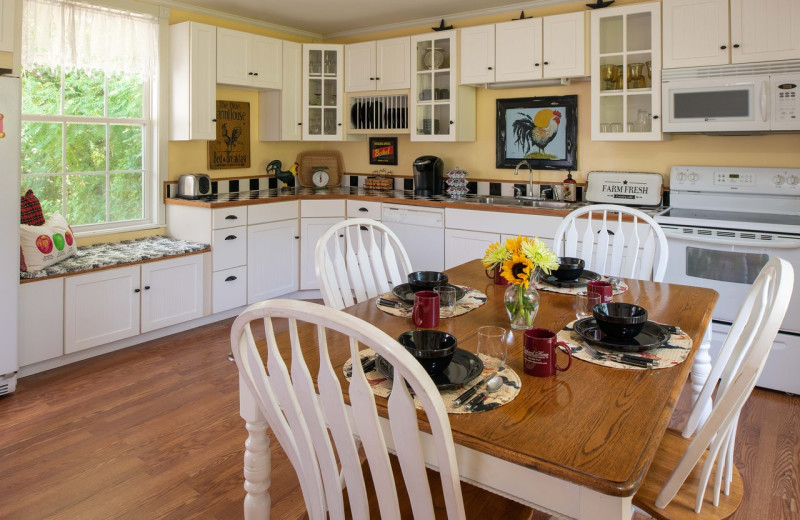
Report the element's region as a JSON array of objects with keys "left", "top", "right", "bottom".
[{"left": 267, "top": 160, "right": 298, "bottom": 188}]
